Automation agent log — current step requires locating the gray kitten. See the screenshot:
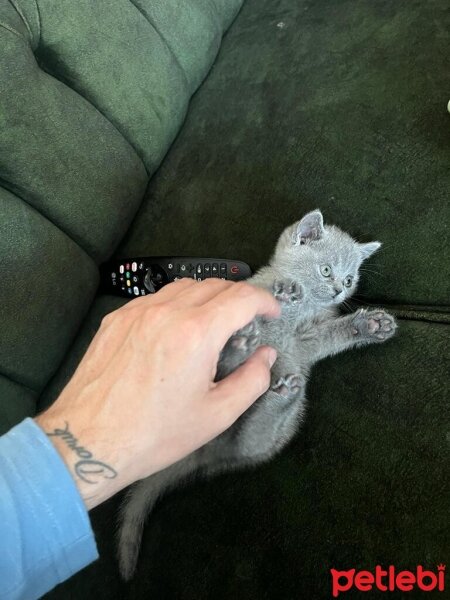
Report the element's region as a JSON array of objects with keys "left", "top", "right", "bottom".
[{"left": 117, "top": 209, "right": 397, "bottom": 580}]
